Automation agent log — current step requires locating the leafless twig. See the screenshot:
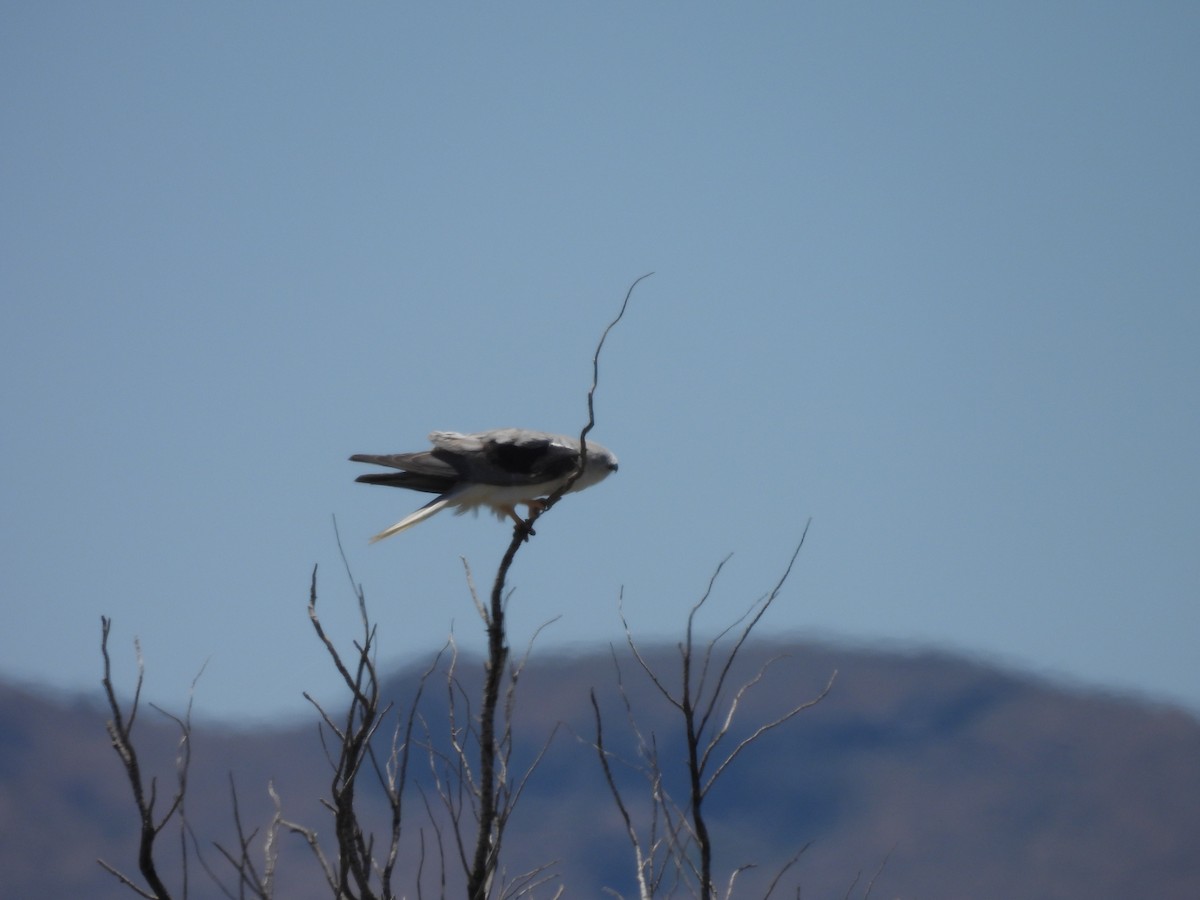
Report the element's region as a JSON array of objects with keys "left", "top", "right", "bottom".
[
  {"left": 593, "top": 523, "right": 831, "bottom": 899},
  {"left": 98, "top": 617, "right": 188, "bottom": 900},
  {"left": 297, "top": 560, "right": 416, "bottom": 900}
]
